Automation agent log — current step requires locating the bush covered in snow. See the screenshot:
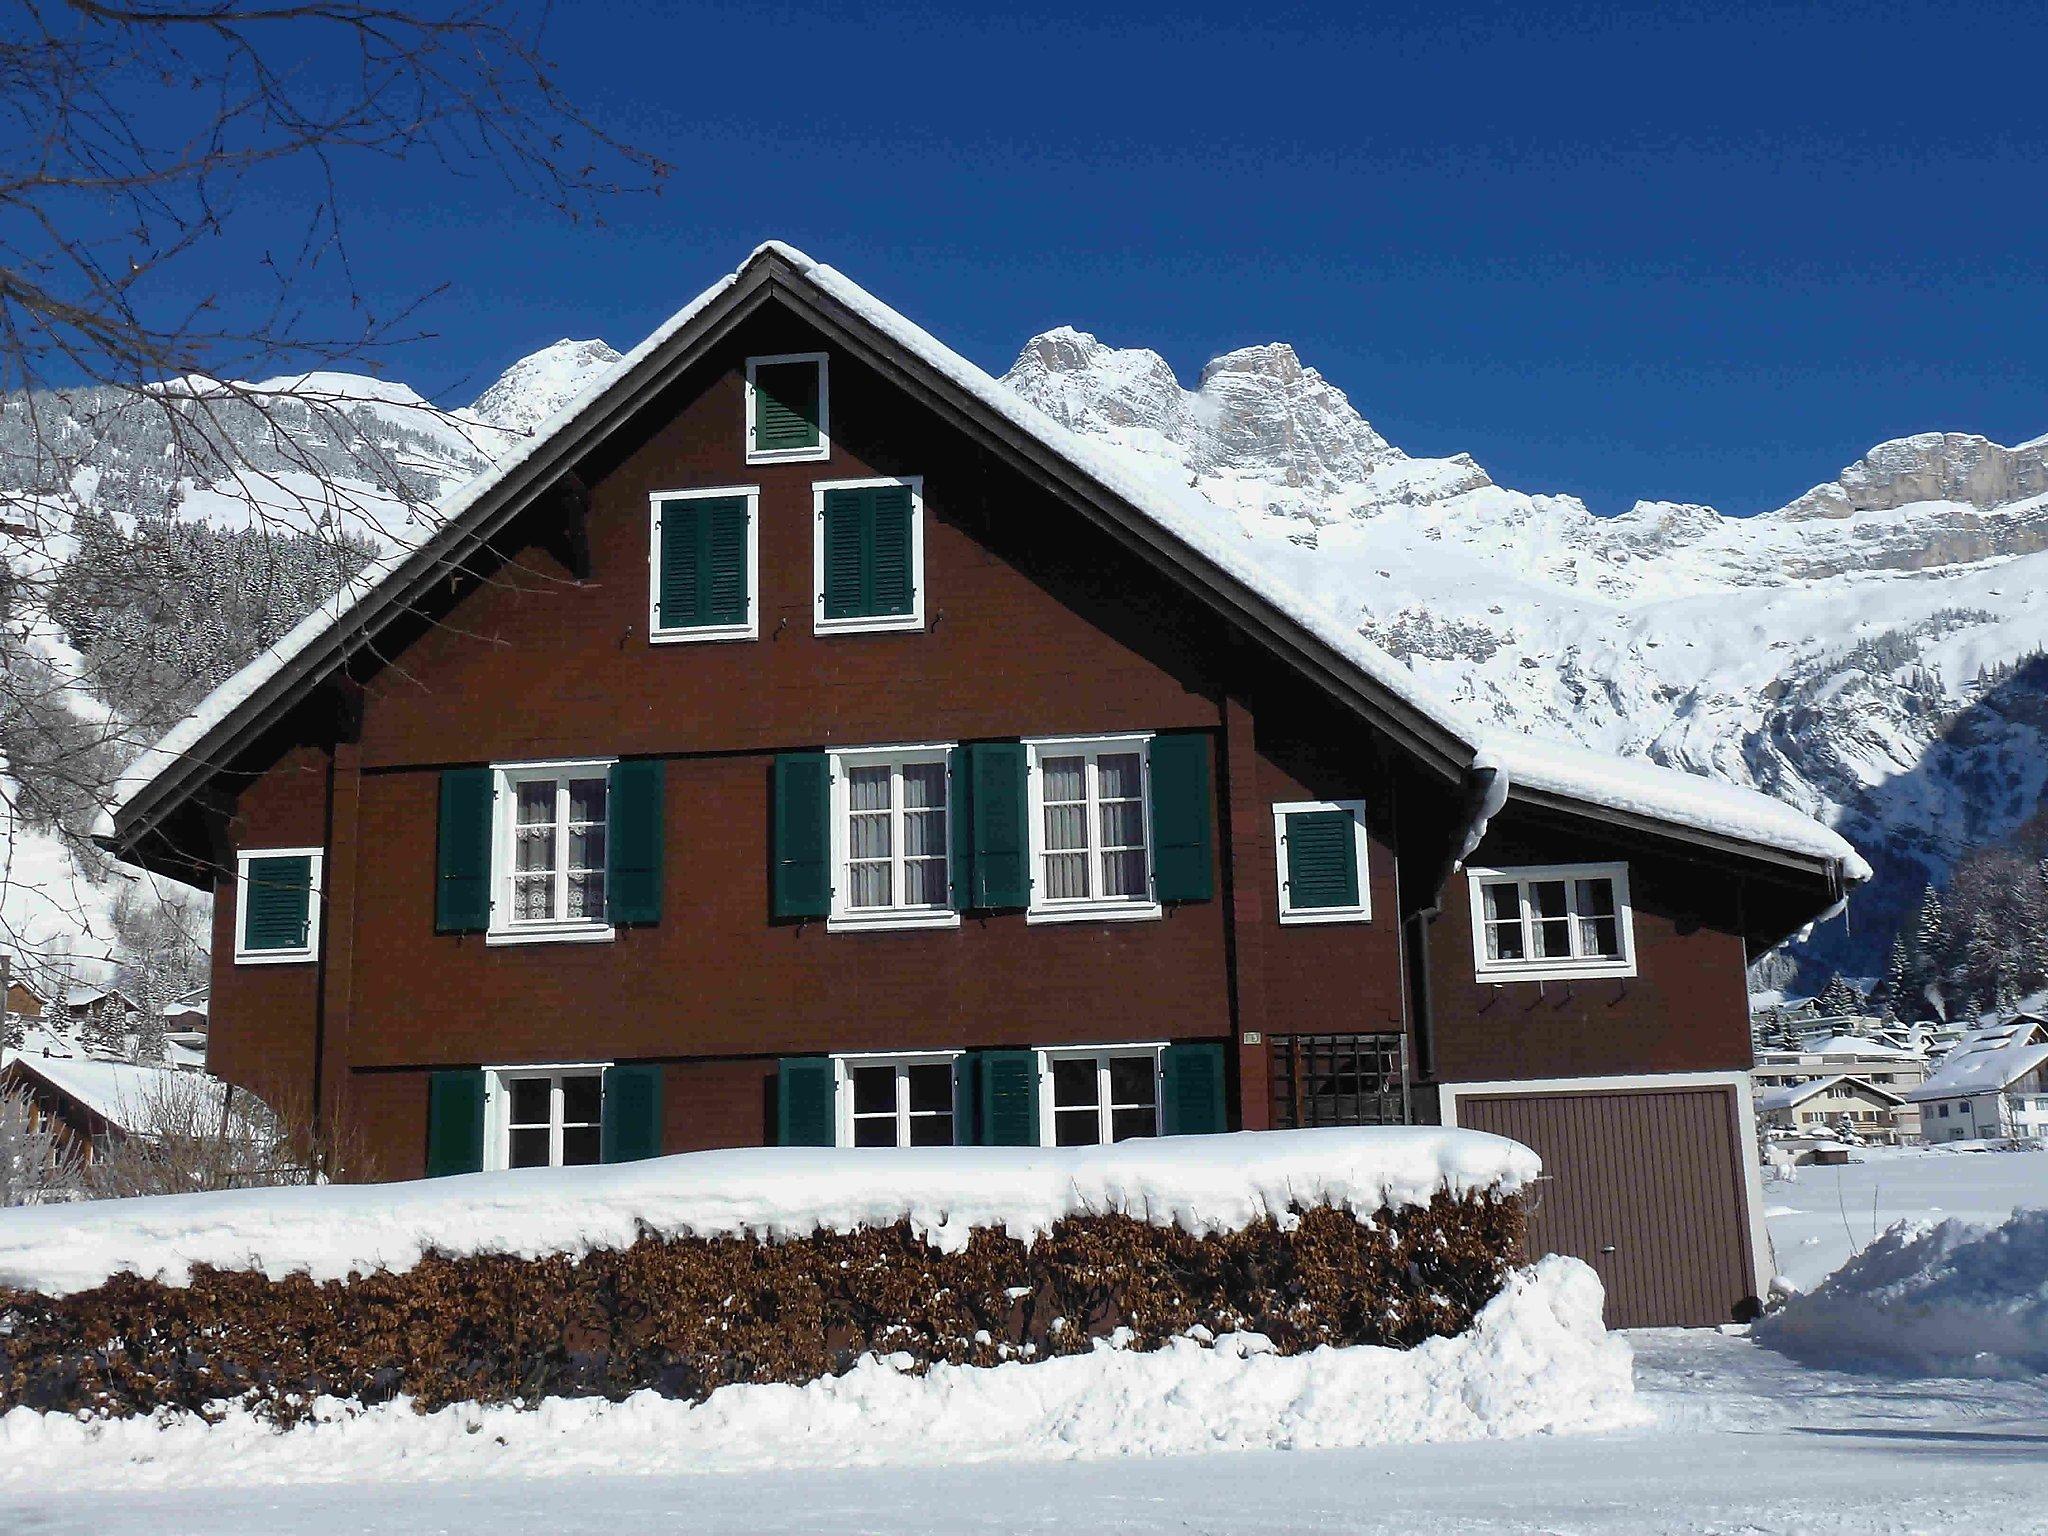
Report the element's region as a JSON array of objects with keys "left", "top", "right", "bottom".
[
  {"left": 0, "top": 1129, "right": 1539, "bottom": 1423},
  {"left": 1755, "top": 1207, "right": 2048, "bottom": 1377}
]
